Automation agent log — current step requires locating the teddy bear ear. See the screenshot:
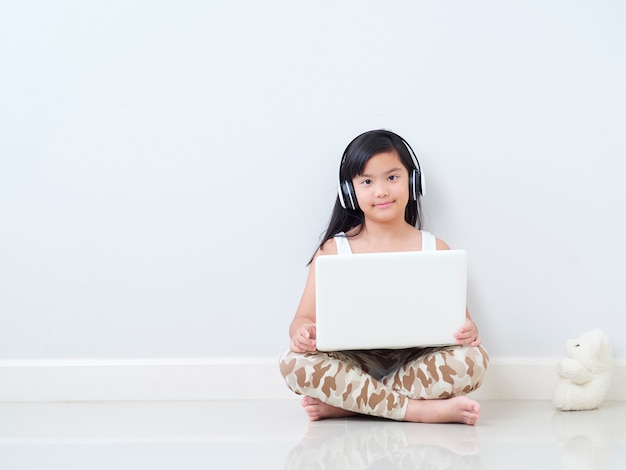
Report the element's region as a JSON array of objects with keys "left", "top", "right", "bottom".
[{"left": 587, "top": 328, "right": 607, "bottom": 339}]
